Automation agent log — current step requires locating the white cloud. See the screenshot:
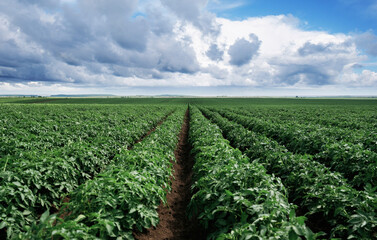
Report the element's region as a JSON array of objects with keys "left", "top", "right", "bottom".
[
  {"left": 338, "top": 63, "right": 377, "bottom": 86},
  {"left": 228, "top": 34, "right": 261, "bottom": 66},
  {"left": 183, "top": 15, "right": 366, "bottom": 87},
  {"left": 353, "top": 31, "right": 377, "bottom": 56},
  {"left": 0, "top": 0, "right": 376, "bottom": 95}
]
